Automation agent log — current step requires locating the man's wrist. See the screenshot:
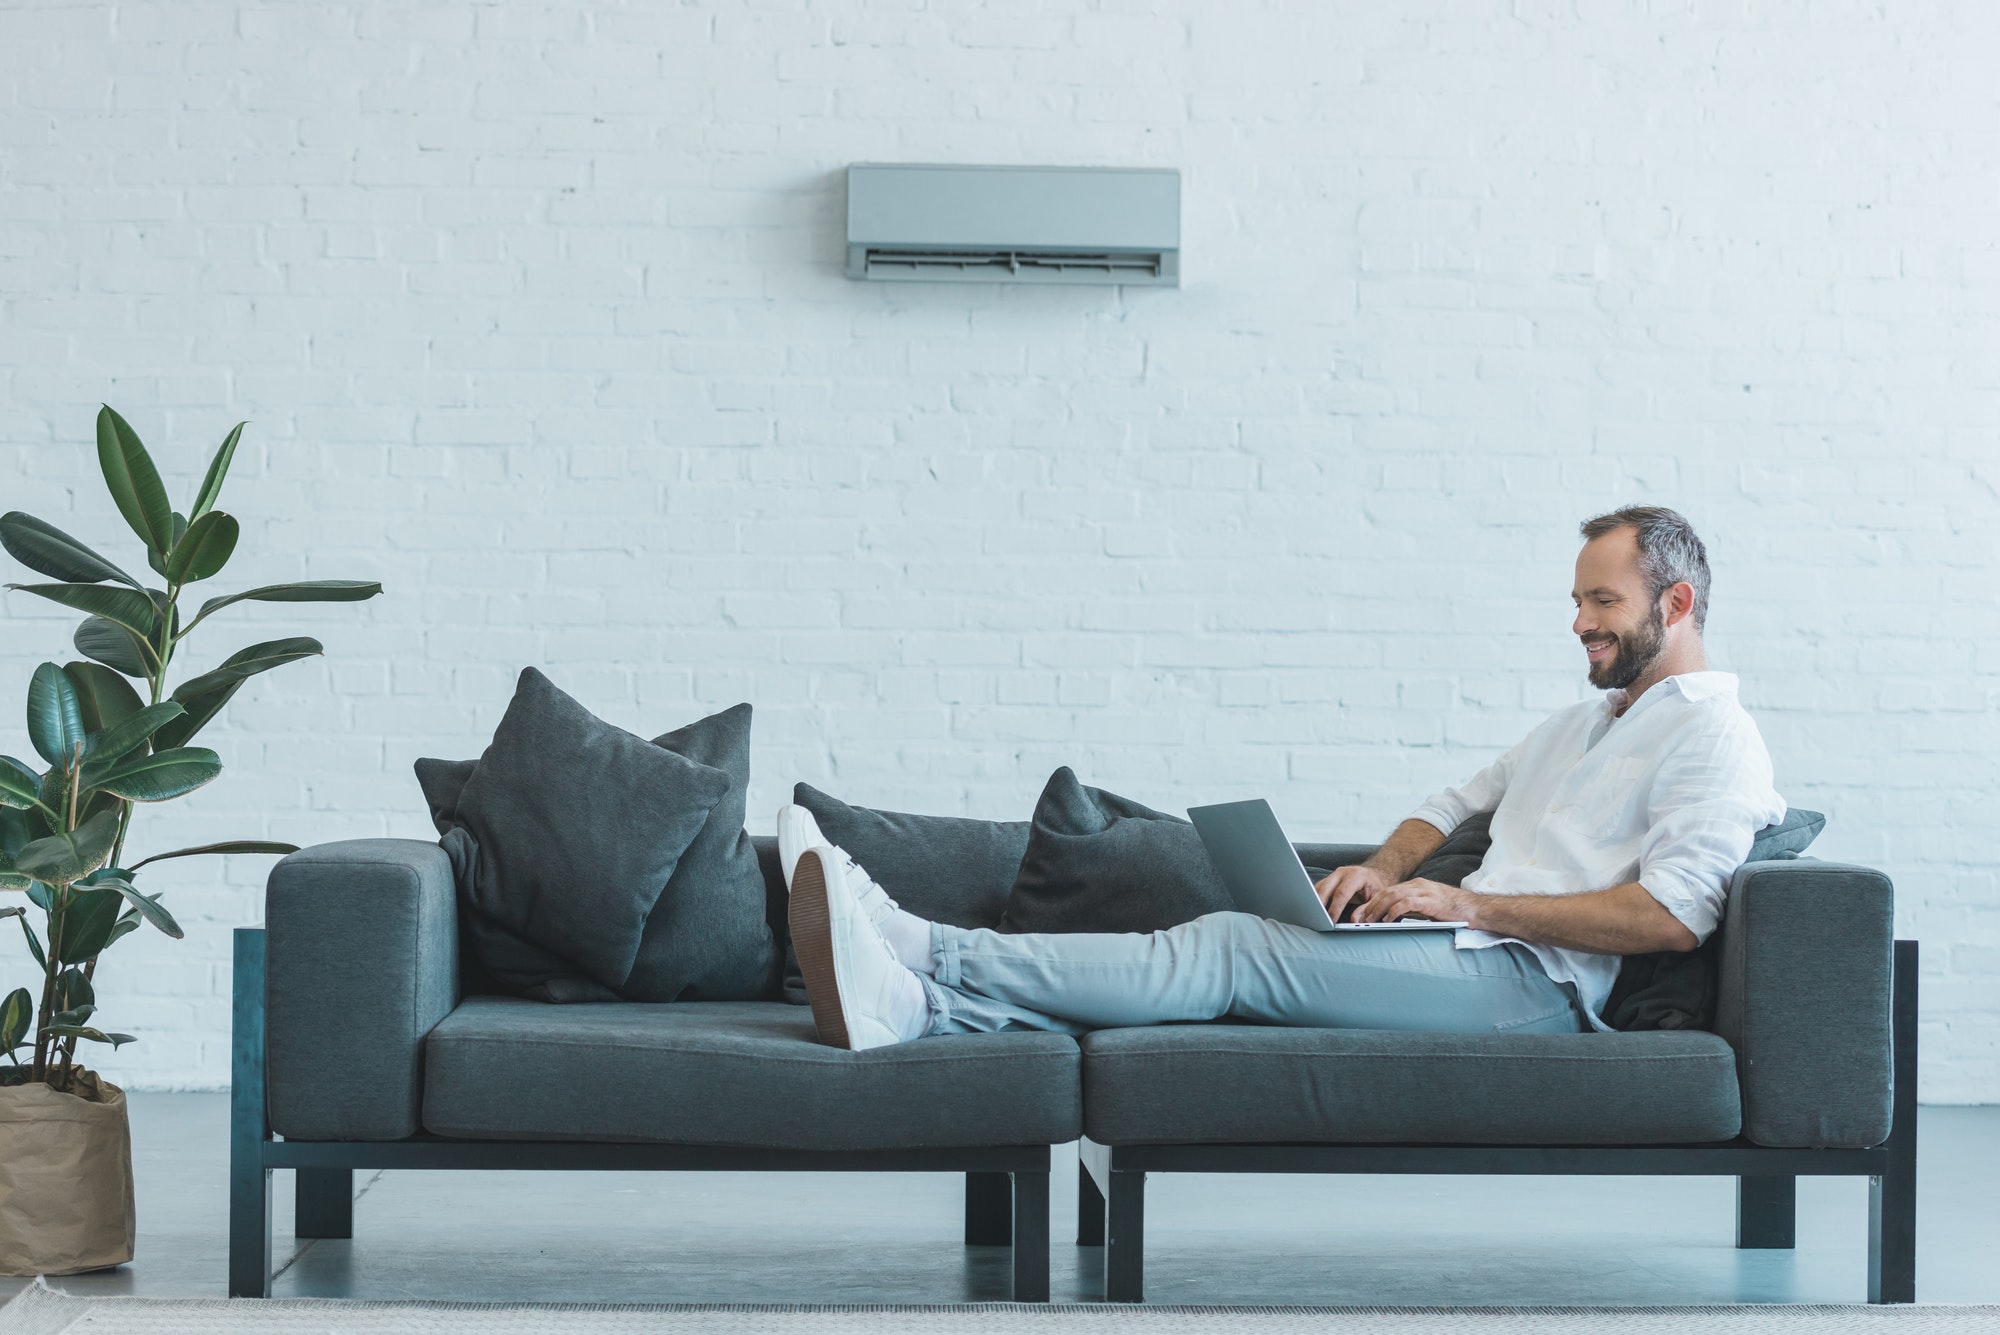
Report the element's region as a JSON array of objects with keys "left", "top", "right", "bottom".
[{"left": 1361, "top": 854, "right": 1412, "bottom": 882}]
